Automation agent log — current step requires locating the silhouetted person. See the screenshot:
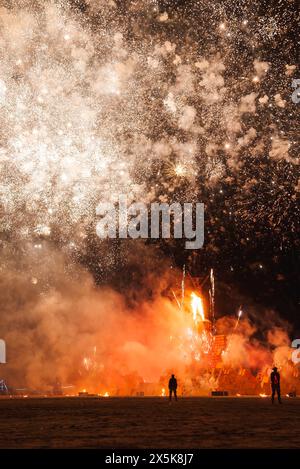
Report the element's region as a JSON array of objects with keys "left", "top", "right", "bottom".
[
  {"left": 271, "top": 367, "right": 281, "bottom": 404},
  {"left": 168, "top": 374, "right": 177, "bottom": 401}
]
